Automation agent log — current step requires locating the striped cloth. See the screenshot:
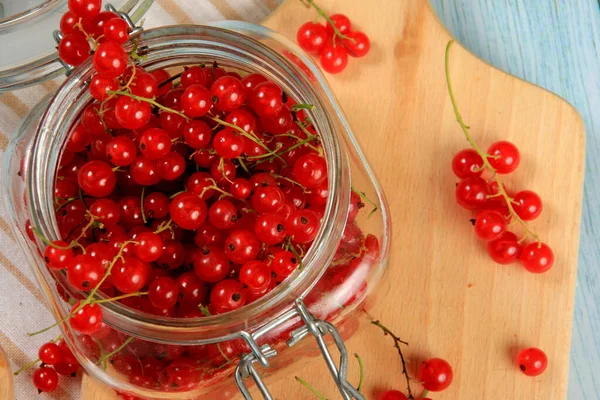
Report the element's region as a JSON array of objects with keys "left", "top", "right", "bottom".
[{"left": 0, "top": 1, "right": 282, "bottom": 398}]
